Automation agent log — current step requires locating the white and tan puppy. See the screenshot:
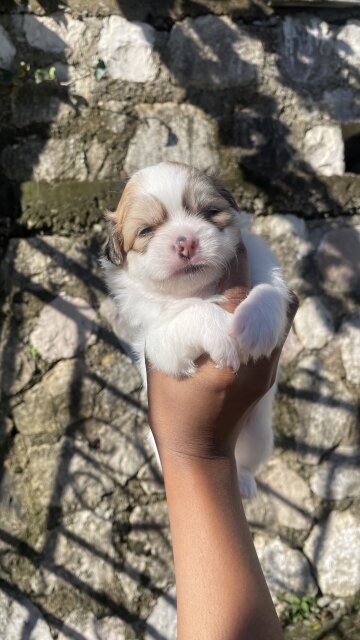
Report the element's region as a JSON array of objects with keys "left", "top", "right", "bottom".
[{"left": 102, "top": 161, "right": 289, "bottom": 498}]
